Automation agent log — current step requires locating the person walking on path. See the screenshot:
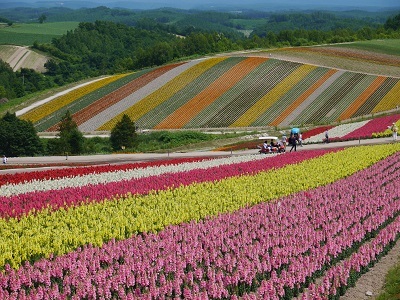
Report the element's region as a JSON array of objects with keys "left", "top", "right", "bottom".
[
  {"left": 2, "top": 155, "right": 7, "bottom": 164},
  {"left": 391, "top": 122, "right": 398, "bottom": 141},
  {"left": 324, "top": 130, "right": 329, "bottom": 143},
  {"left": 289, "top": 134, "right": 297, "bottom": 152}
]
